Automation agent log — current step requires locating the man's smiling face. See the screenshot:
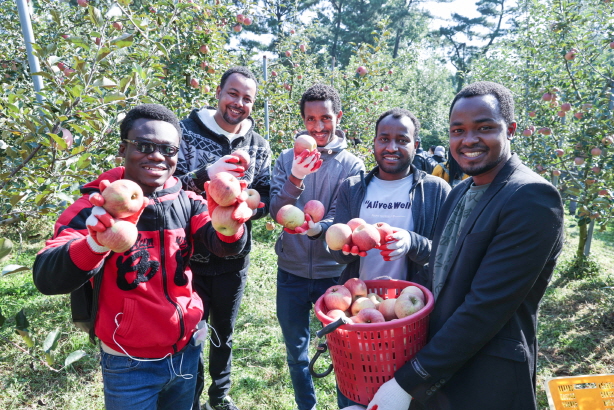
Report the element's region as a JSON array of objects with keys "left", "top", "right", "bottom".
[
  {"left": 214, "top": 73, "right": 257, "bottom": 132},
  {"left": 118, "top": 118, "right": 180, "bottom": 196},
  {"left": 373, "top": 114, "right": 417, "bottom": 180},
  {"left": 449, "top": 94, "right": 516, "bottom": 185}
]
